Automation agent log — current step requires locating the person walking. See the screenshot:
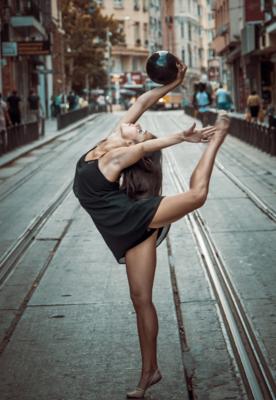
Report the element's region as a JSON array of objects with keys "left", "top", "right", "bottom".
[
  {"left": 0, "top": 93, "right": 12, "bottom": 130},
  {"left": 73, "top": 58, "right": 230, "bottom": 398},
  {"left": 215, "top": 83, "right": 230, "bottom": 111},
  {"left": 7, "top": 90, "right": 23, "bottom": 125},
  {"left": 193, "top": 82, "right": 213, "bottom": 127},
  {"left": 247, "top": 91, "right": 261, "bottom": 122},
  {"left": 67, "top": 91, "right": 76, "bottom": 110},
  {"left": 51, "top": 93, "right": 57, "bottom": 119},
  {"left": 27, "top": 89, "right": 44, "bottom": 129}
]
